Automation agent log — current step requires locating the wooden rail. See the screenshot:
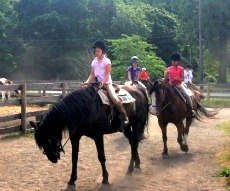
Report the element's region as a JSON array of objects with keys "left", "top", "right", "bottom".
[
  {"left": 197, "top": 83, "right": 230, "bottom": 99},
  {"left": 0, "top": 81, "right": 123, "bottom": 135},
  {"left": 0, "top": 82, "right": 79, "bottom": 135}
]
